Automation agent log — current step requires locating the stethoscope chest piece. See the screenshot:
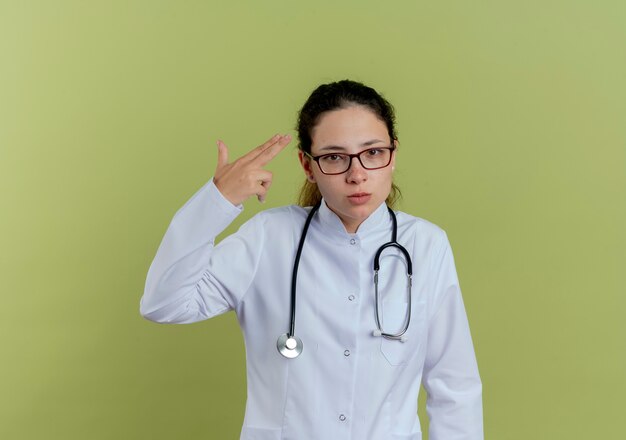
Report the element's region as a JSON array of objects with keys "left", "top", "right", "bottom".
[{"left": 277, "top": 333, "right": 303, "bottom": 358}]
